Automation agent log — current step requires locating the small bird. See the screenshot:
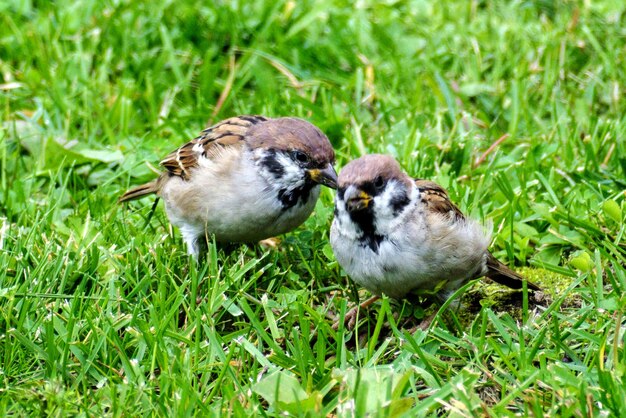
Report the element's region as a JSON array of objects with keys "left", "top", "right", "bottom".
[
  {"left": 120, "top": 115, "right": 337, "bottom": 257},
  {"left": 330, "top": 154, "right": 540, "bottom": 327}
]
